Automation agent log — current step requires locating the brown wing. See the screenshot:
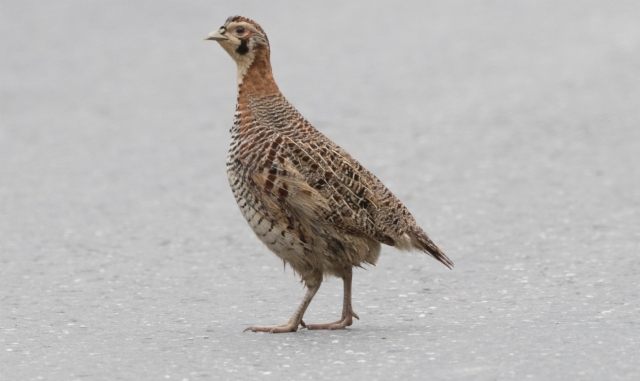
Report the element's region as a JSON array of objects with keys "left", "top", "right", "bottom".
[
  {"left": 281, "top": 135, "right": 399, "bottom": 245},
  {"left": 281, "top": 134, "right": 453, "bottom": 269}
]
